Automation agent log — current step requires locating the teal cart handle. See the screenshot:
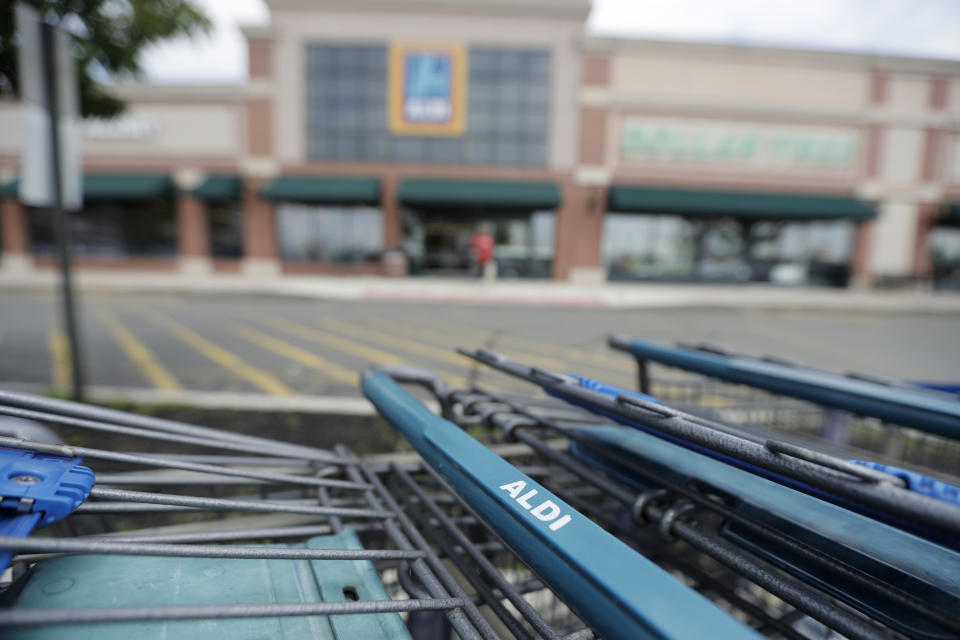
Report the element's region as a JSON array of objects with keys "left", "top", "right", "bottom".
[
  {"left": 362, "top": 372, "right": 759, "bottom": 640},
  {"left": 611, "top": 336, "right": 960, "bottom": 441}
]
